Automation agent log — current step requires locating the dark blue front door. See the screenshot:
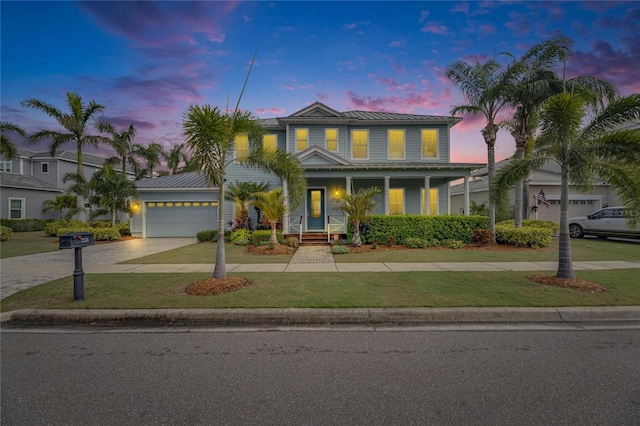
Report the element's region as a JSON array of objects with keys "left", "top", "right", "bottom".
[{"left": 307, "top": 189, "right": 325, "bottom": 230}]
